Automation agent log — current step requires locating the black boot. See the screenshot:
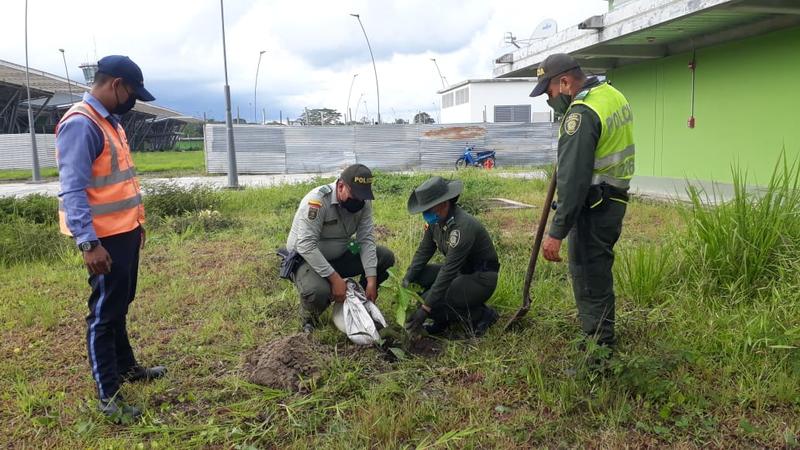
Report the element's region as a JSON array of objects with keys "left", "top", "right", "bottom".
[
  {"left": 122, "top": 366, "right": 167, "bottom": 383},
  {"left": 471, "top": 306, "right": 498, "bottom": 337}
]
